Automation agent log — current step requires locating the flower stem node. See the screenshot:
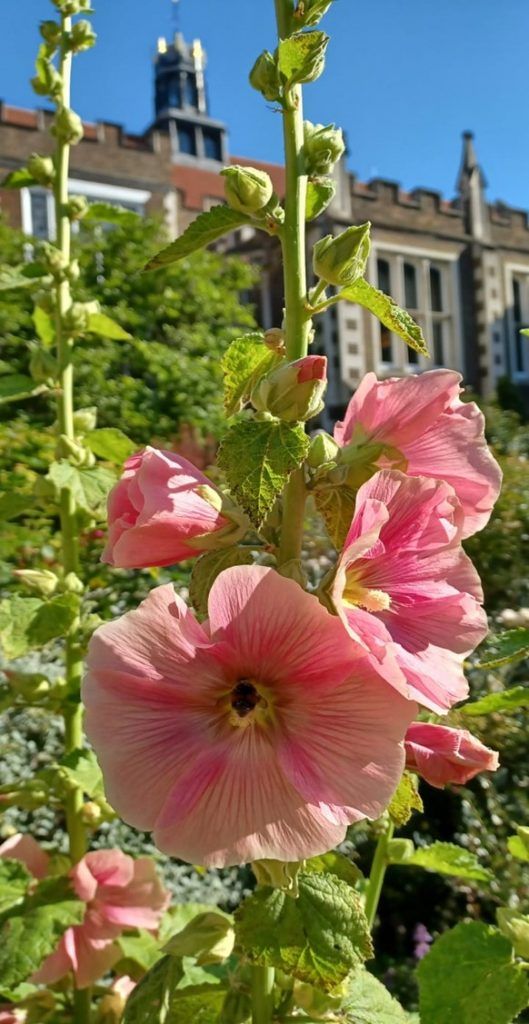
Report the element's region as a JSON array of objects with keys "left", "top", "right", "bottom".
[
  {"left": 51, "top": 106, "right": 84, "bottom": 145},
  {"left": 313, "top": 221, "right": 371, "bottom": 288},
  {"left": 249, "top": 50, "right": 281, "bottom": 102},
  {"left": 304, "top": 120, "right": 345, "bottom": 176},
  {"left": 221, "top": 165, "right": 274, "bottom": 216},
  {"left": 252, "top": 858, "right": 303, "bottom": 896},
  {"left": 27, "top": 153, "right": 56, "bottom": 187},
  {"left": 252, "top": 354, "right": 327, "bottom": 422},
  {"left": 56, "top": 434, "right": 89, "bottom": 466},
  {"left": 264, "top": 327, "right": 286, "bottom": 355}
]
